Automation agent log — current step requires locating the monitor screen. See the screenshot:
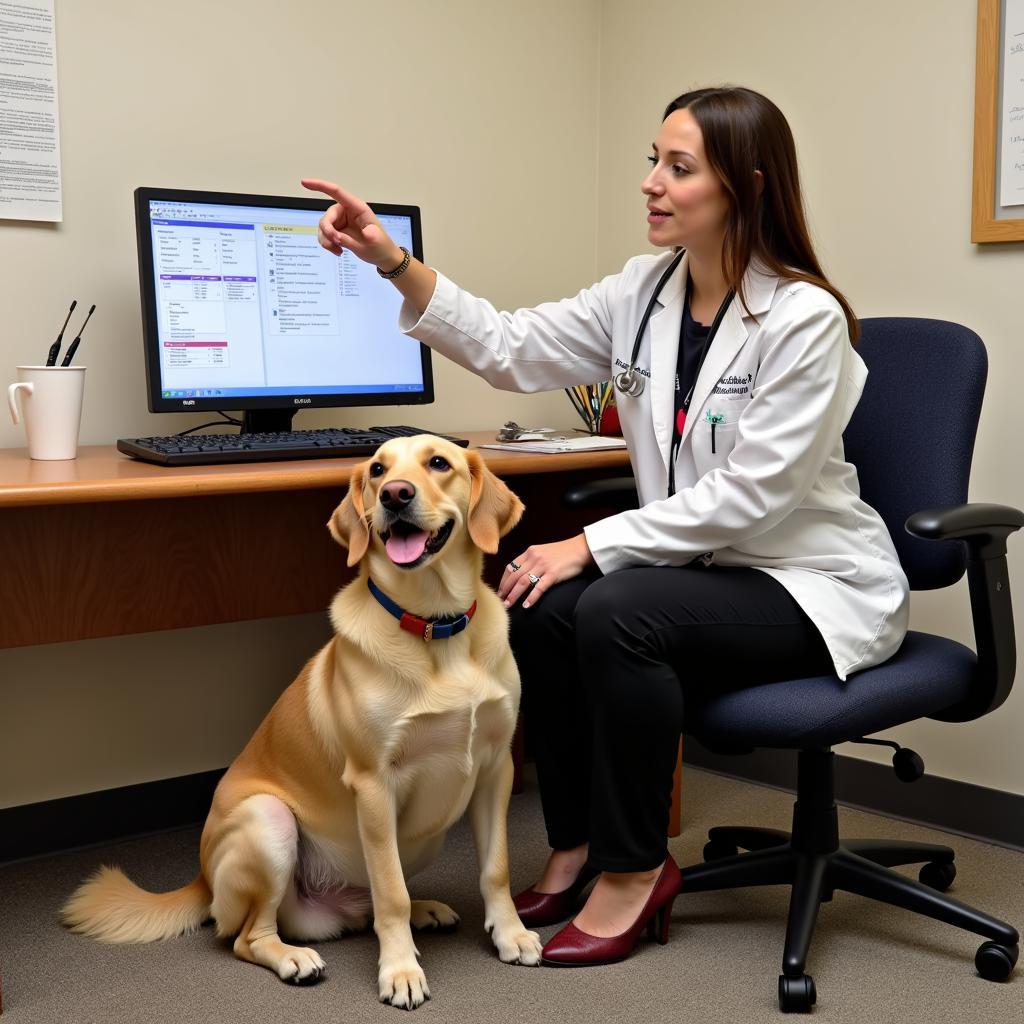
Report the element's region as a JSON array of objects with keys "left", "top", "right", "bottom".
[{"left": 134, "top": 187, "right": 430, "bottom": 431}]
